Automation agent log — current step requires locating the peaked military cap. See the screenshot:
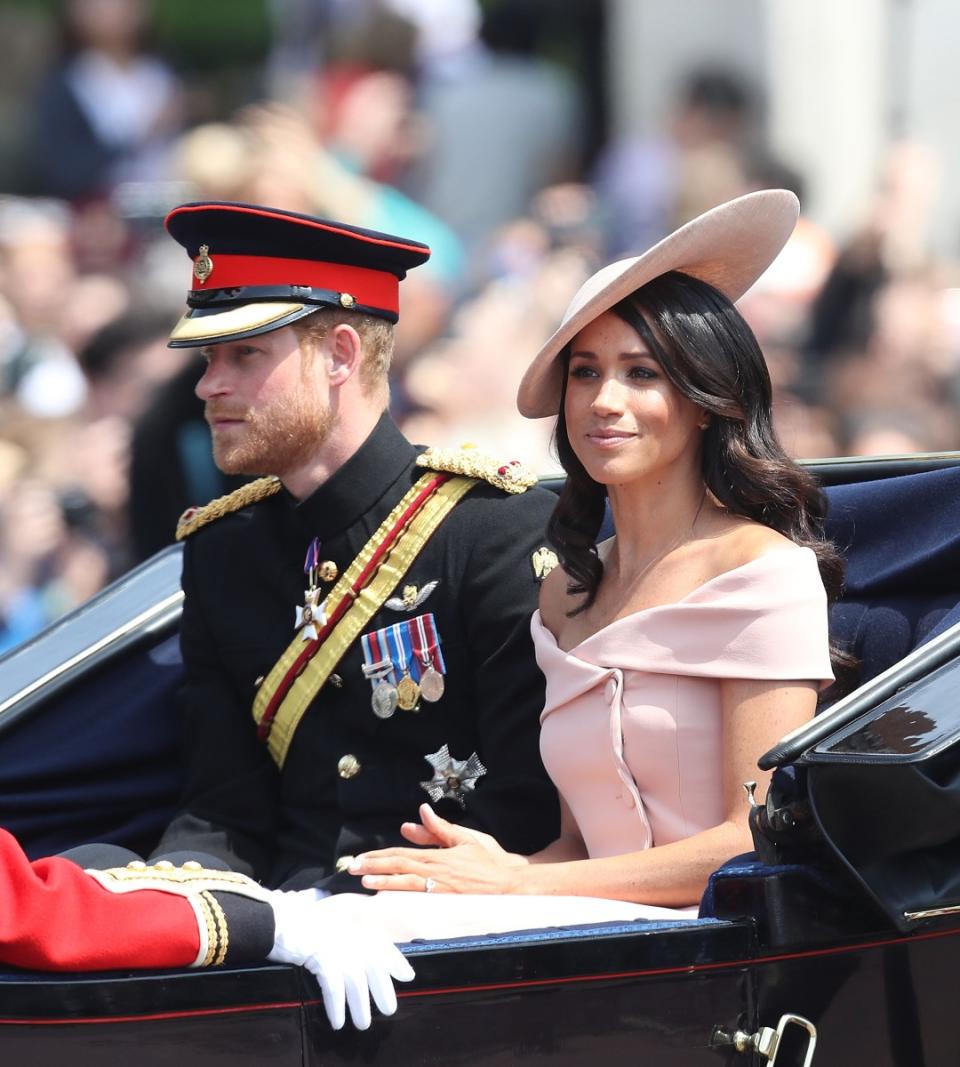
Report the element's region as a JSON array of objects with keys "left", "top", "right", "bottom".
[{"left": 164, "top": 201, "right": 432, "bottom": 348}]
